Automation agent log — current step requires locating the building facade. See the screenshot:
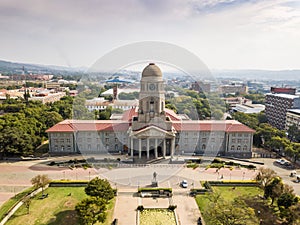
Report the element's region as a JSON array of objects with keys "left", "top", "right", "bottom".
[
  {"left": 265, "top": 93, "right": 300, "bottom": 130},
  {"left": 47, "top": 63, "right": 254, "bottom": 159},
  {"left": 286, "top": 109, "right": 300, "bottom": 130}
]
